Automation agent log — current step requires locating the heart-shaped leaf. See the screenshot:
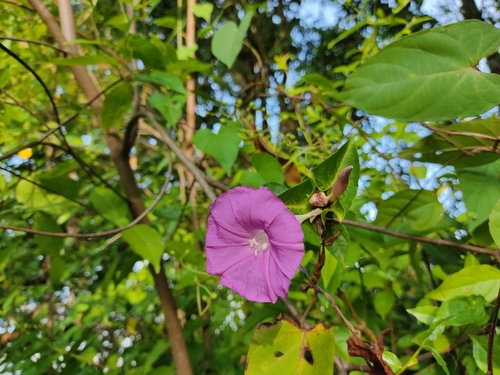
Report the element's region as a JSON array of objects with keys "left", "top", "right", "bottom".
[
  {"left": 340, "top": 20, "right": 500, "bottom": 122},
  {"left": 193, "top": 125, "right": 241, "bottom": 175},
  {"left": 211, "top": 12, "right": 253, "bottom": 68}
]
